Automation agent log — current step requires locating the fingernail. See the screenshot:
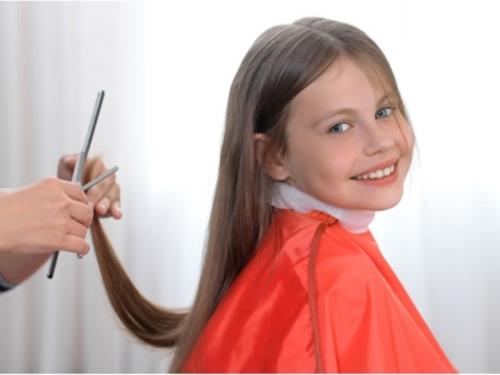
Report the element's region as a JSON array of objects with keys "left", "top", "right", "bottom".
[{"left": 64, "top": 154, "right": 76, "bottom": 163}]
